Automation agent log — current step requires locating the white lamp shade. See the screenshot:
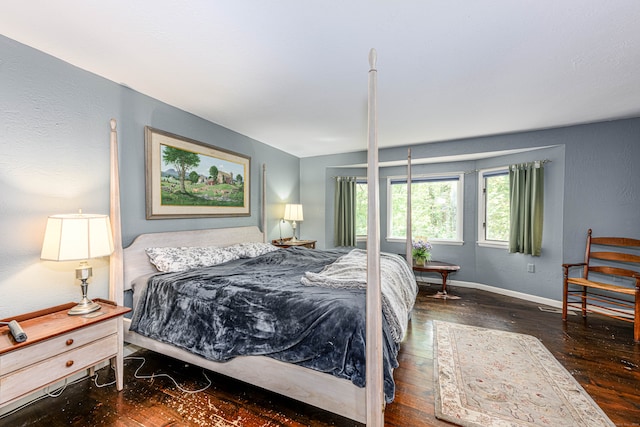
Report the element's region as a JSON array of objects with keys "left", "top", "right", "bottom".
[
  {"left": 41, "top": 213, "right": 114, "bottom": 261},
  {"left": 284, "top": 204, "right": 304, "bottom": 222}
]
